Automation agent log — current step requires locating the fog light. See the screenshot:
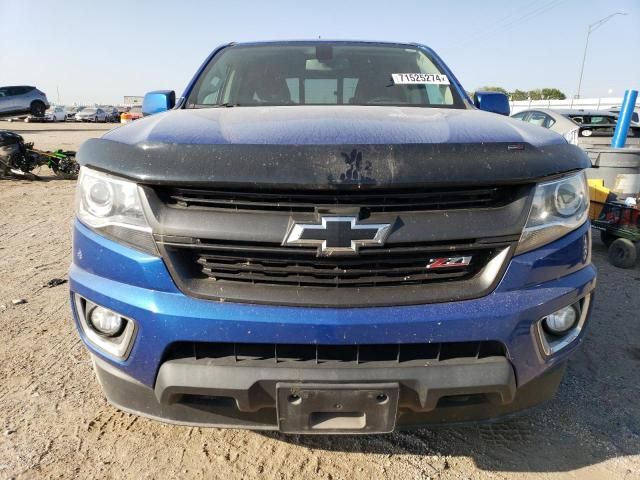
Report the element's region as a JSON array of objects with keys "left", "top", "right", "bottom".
[
  {"left": 88, "top": 306, "right": 124, "bottom": 337},
  {"left": 543, "top": 305, "right": 578, "bottom": 335},
  {"left": 74, "top": 295, "right": 137, "bottom": 359},
  {"left": 536, "top": 294, "right": 591, "bottom": 357}
]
